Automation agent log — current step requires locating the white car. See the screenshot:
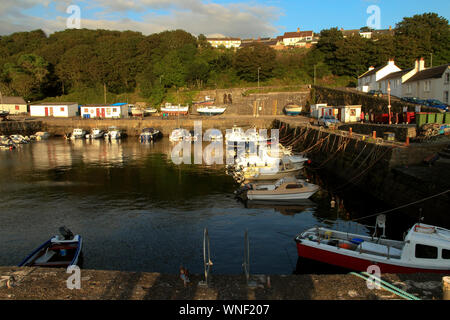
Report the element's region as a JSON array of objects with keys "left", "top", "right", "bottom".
[{"left": 318, "top": 115, "right": 340, "bottom": 127}]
